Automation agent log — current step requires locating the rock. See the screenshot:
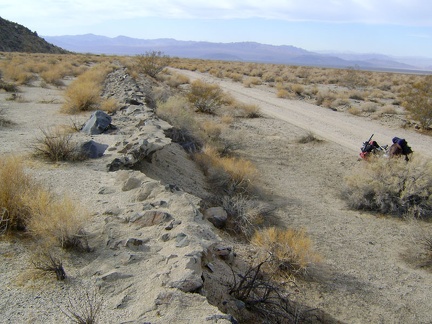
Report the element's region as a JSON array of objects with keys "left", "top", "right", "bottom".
[
  {"left": 129, "top": 210, "right": 172, "bottom": 227},
  {"left": 175, "top": 233, "right": 189, "bottom": 247},
  {"left": 204, "top": 207, "right": 228, "bottom": 229},
  {"left": 80, "top": 140, "right": 109, "bottom": 158},
  {"left": 122, "top": 176, "right": 142, "bottom": 191},
  {"left": 124, "top": 238, "right": 150, "bottom": 251},
  {"left": 100, "top": 270, "right": 133, "bottom": 282},
  {"left": 169, "top": 272, "right": 203, "bottom": 292},
  {"left": 81, "top": 110, "right": 113, "bottom": 135},
  {"left": 98, "top": 186, "right": 116, "bottom": 194}
]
